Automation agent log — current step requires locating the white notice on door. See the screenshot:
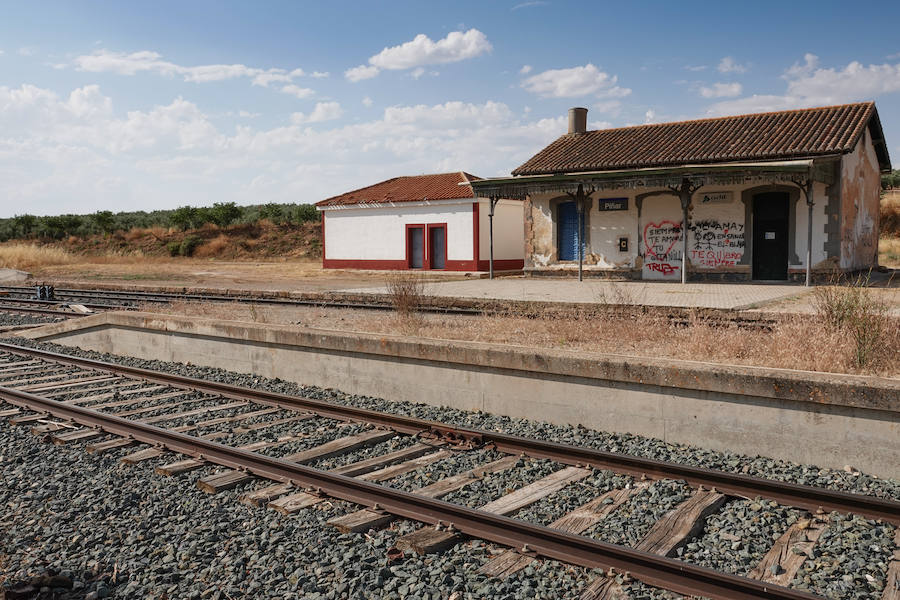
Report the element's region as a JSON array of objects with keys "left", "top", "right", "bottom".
[{"left": 765, "top": 232, "right": 775, "bottom": 240}]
